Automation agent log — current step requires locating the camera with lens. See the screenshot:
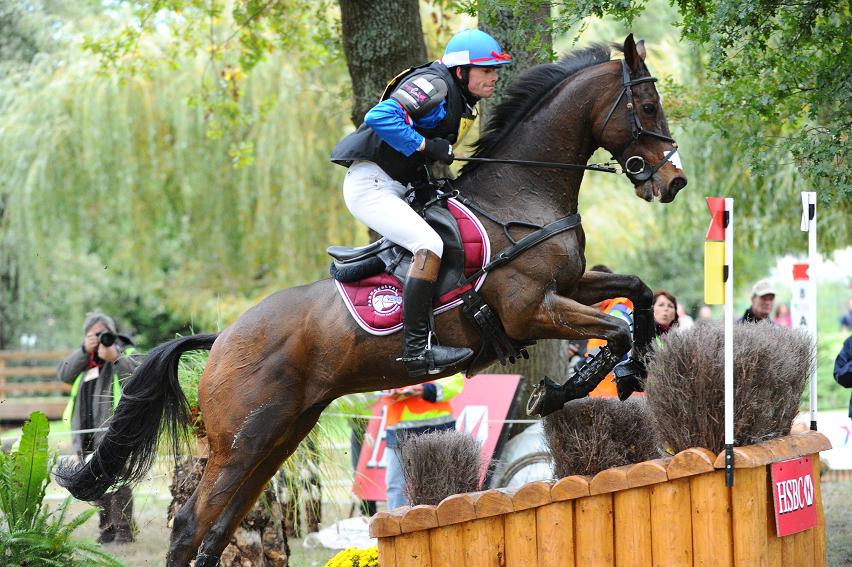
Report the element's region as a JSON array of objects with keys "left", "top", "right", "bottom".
[{"left": 97, "top": 331, "right": 117, "bottom": 347}]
